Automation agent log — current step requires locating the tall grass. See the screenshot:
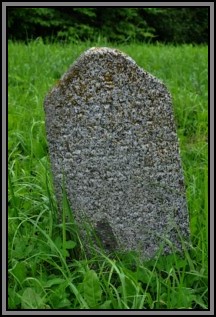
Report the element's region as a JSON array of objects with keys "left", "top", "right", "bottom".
[{"left": 8, "top": 40, "right": 208, "bottom": 310}]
